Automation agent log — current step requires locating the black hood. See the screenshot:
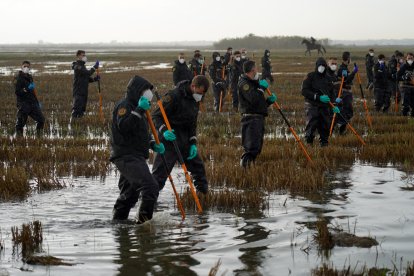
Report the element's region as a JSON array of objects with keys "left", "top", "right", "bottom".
[
  {"left": 212, "top": 52, "right": 220, "bottom": 59},
  {"left": 264, "top": 49, "right": 270, "bottom": 56},
  {"left": 315, "top": 57, "right": 327, "bottom": 73},
  {"left": 126, "top": 75, "right": 153, "bottom": 104}
]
